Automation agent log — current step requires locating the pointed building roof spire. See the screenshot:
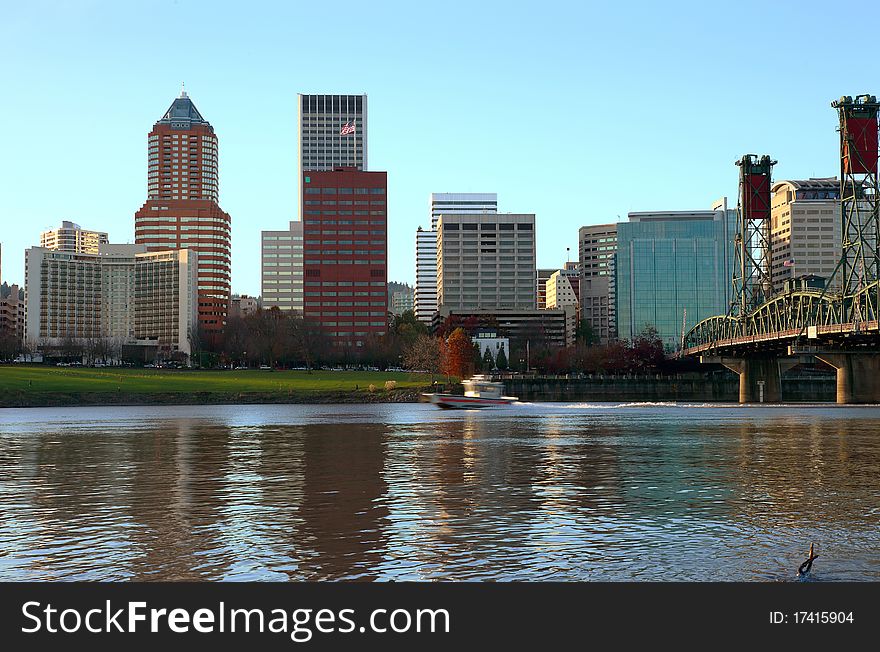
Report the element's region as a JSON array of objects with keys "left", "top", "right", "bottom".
[{"left": 158, "top": 85, "right": 209, "bottom": 128}]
